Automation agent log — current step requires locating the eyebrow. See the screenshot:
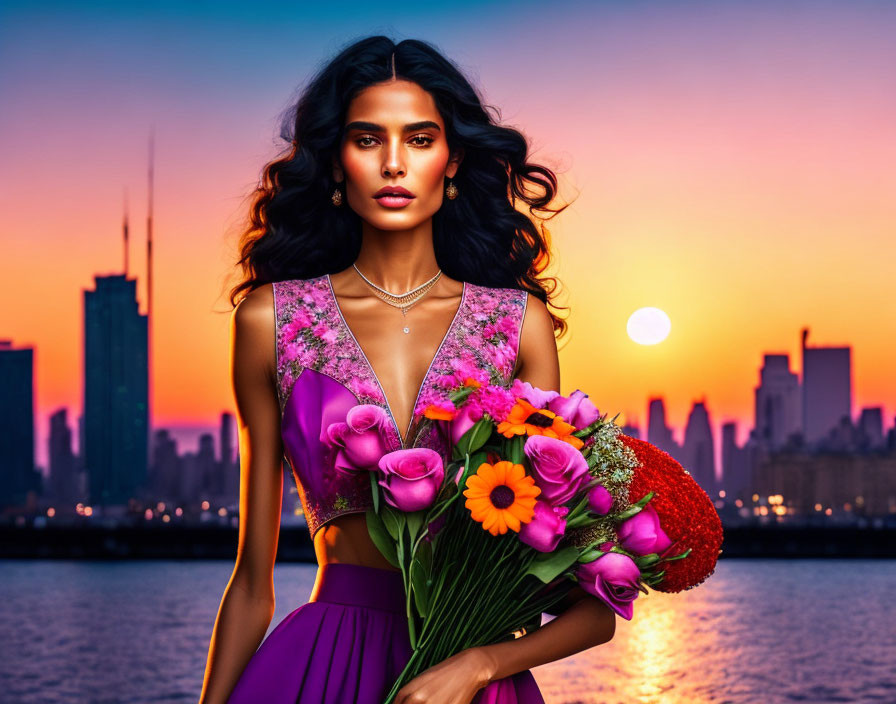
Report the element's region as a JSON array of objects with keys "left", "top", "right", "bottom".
[{"left": 344, "top": 120, "right": 442, "bottom": 133}]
